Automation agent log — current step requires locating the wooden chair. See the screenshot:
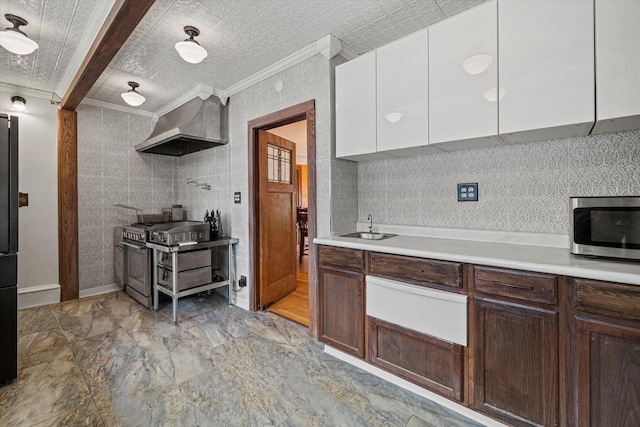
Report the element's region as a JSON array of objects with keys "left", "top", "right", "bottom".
[{"left": 297, "top": 207, "right": 308, "bottom": 264}]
